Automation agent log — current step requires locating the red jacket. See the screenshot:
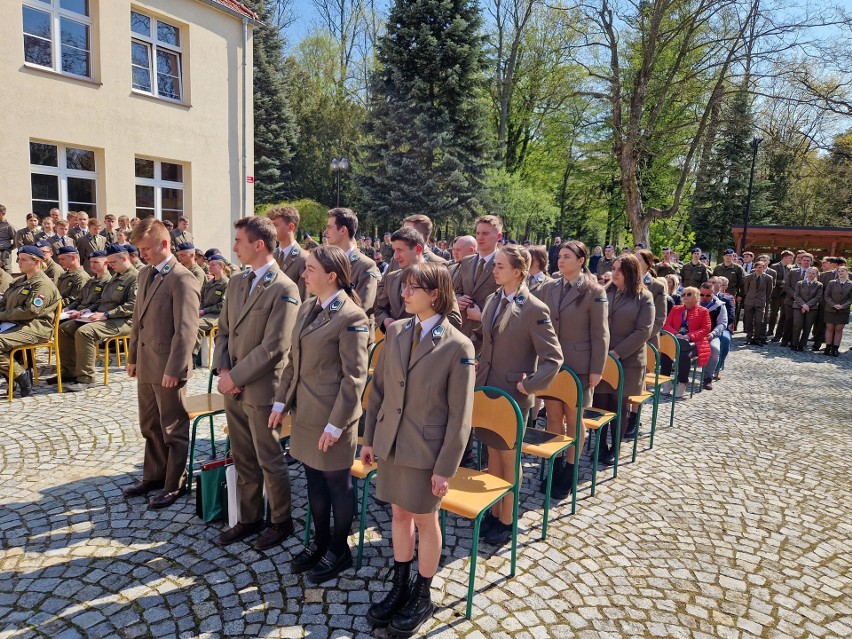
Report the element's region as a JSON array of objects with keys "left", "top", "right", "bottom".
[{"left": 662, "top": 304, "right": 712, "bottom": 366}]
